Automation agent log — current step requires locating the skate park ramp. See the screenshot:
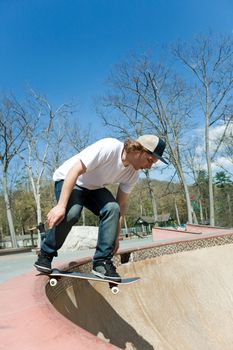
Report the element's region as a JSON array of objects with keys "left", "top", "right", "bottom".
[{"left": 46, "top": 242, "right": 233, "bottom": 350}]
